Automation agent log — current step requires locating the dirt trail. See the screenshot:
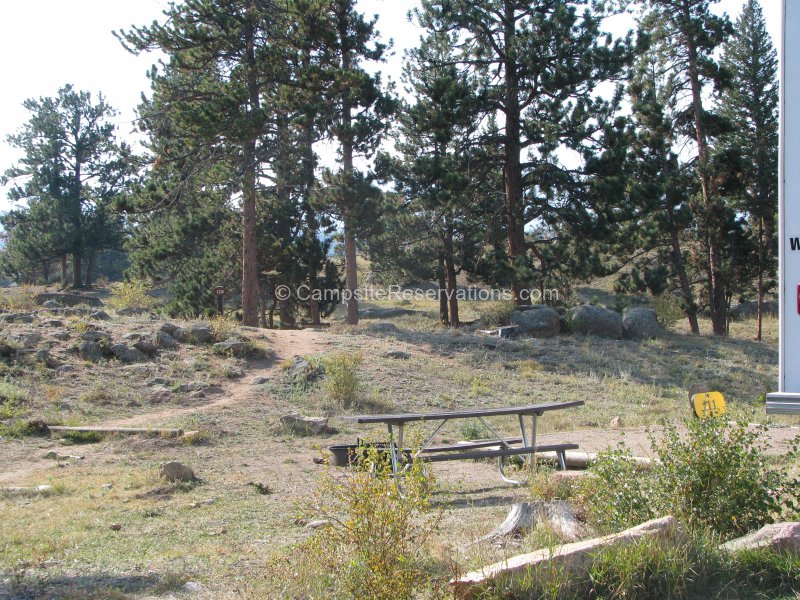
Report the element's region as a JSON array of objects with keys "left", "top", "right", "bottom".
[{"left": 99, "top": 328, "right": 332, "bottom": 428}]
